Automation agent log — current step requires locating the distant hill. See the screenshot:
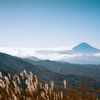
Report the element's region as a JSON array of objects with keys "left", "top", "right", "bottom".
[
  {"left": 0, "top": 52, "right": 100, "bottom": 89},
  {"left": 23, "top": 56, "right": 40, "bottom": 61},
  {"left": 0, "top": 52, "right": 68, "bottom": 85},
  {"left": 0, "top": 52, "right": 90, "bottom": 87},
  {"left": 64, "top": 55, "right": 100, "bottom": 64},
  {"left": 24, "top": 59, "right": 100, "bottom": 81}
]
